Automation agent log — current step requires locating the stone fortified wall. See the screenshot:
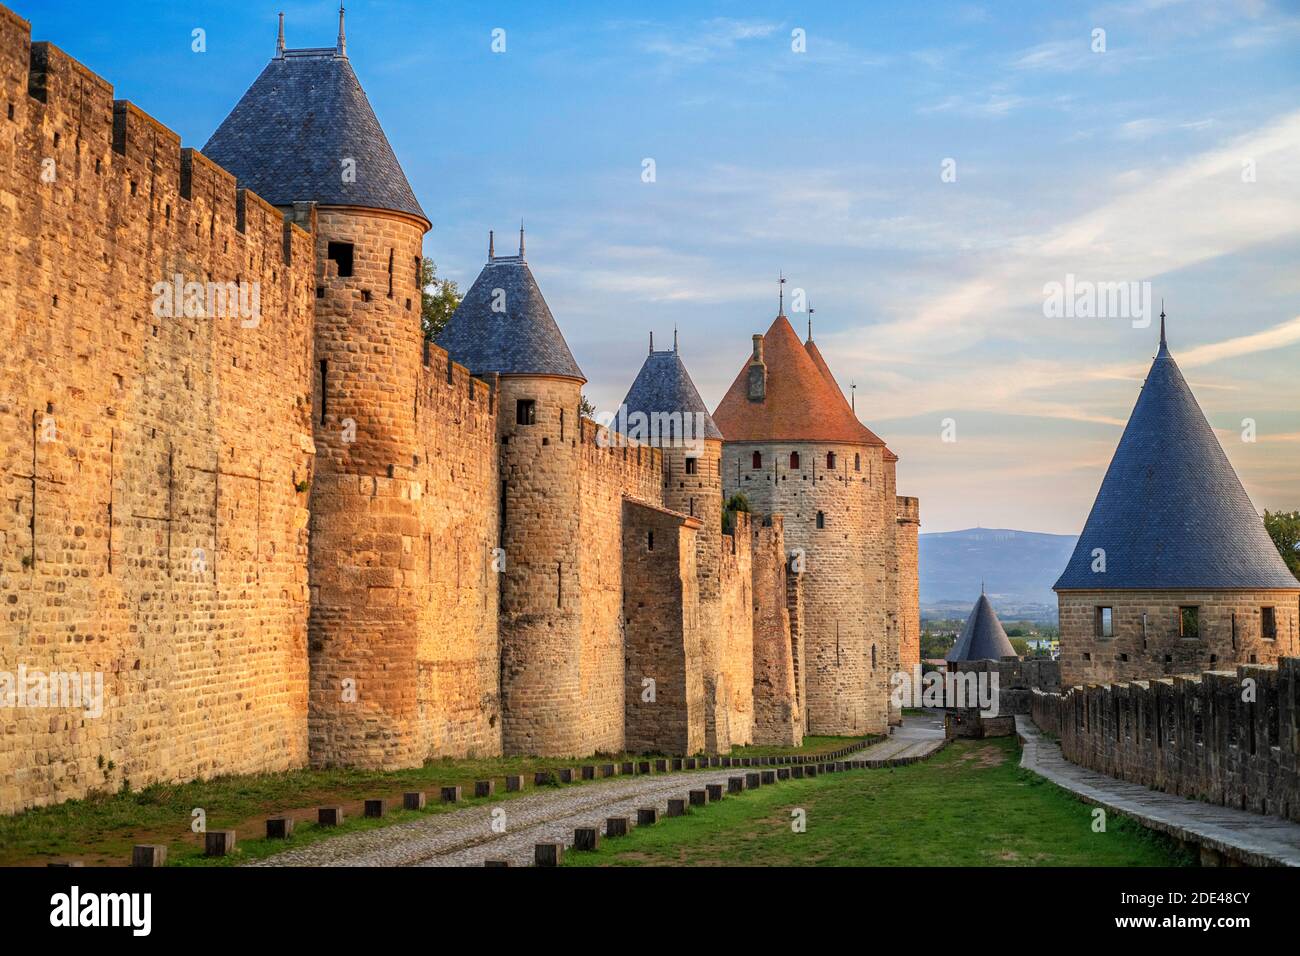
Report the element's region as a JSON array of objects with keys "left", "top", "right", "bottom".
[
  {"left": 895, "top": 495, "right": 920, "bottom": 672},
  {"left": 1030, "top": 658, "right": 1299, "bottom": 824},
  {"left": 1058, "top": 588, "right": 1300, "bottom": 687},
  {"left": 0, "top": 8, "right": 314, "bottom": 812}
]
